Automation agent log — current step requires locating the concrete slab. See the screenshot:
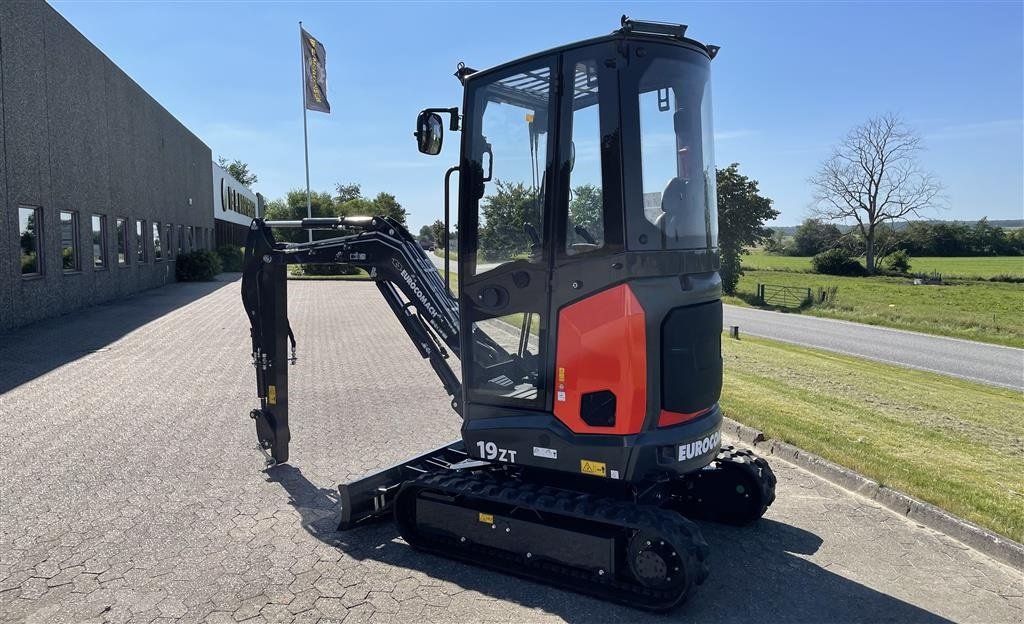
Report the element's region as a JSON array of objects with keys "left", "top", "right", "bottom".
[{"left": 1, "top": 277, "right": 1021, "bottom": 623}]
